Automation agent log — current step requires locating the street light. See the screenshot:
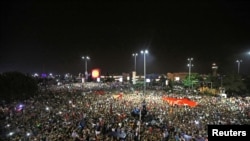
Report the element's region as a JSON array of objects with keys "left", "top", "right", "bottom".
[
  {"left": 132, "top": 53, "right": 138, "bottom": 72},
  {"left": 139, "top": 49, "right": 148, "bottom": 141},
  {"left": 187, "top": 58, "right": 193, "bottom": 90},
  {"left": 82, "top": 56, "right": 90, "bottom": 81},
  {"left": 236, "top": 59, "right": 242, "bottom": 74},
  {"left": 141, "top": 50, "right": 148, "bottom": 95}
]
